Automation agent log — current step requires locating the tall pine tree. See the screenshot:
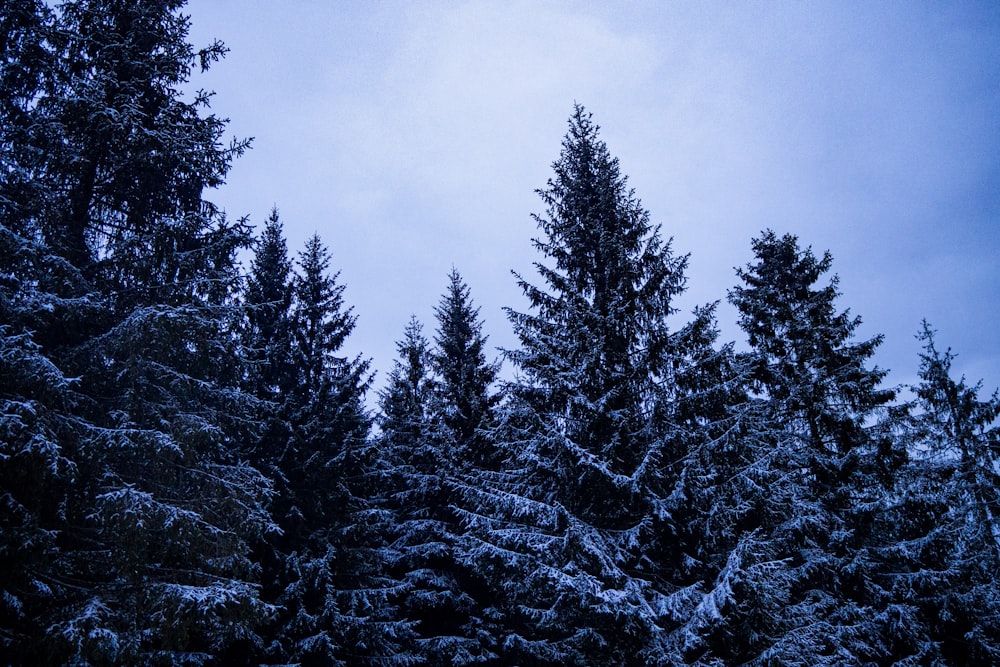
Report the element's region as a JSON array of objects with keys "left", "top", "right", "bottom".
[
  {"left": 880, "top": 323, "right": 1000, "bottom": 664},
  {"left": 377, "top": 317, "right": 455, "bottom": 664},
  {"left": 1, "top": 2, "right": 82, "bottom": 657},
  {"left": 725, "top": 230, "right": 899, "bottom": 664},
  {"left": 457, "top": 105, "right": 721, "bottom": 665},
  {"left": 378, "top": 272, "right": 502, "bottom": 664},
  {"left": 432, "top": 269, "right": 500, "bottom": 468},
  {"left": 1, "top": 0, "right": 276, "bottom": 662},
  {"left": 245, "top": 208, "right": 295, "bottom": 405},
  {"left": 270, "top": 233, "right": 407, "bottom": 665}
]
